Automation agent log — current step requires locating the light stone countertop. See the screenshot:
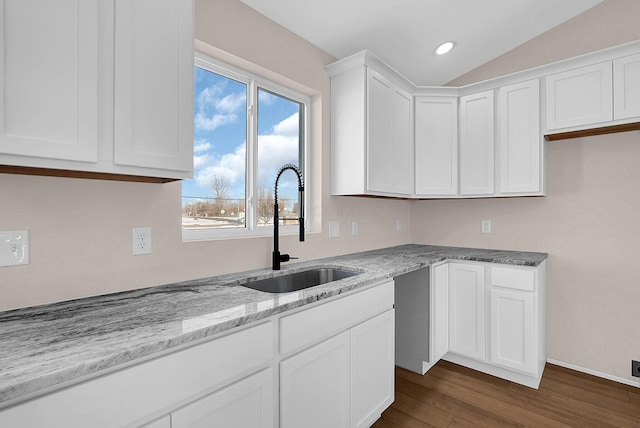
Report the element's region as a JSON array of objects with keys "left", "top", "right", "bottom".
[{"left": 0, "top": 244, "right": 547, "bottom": 408}]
